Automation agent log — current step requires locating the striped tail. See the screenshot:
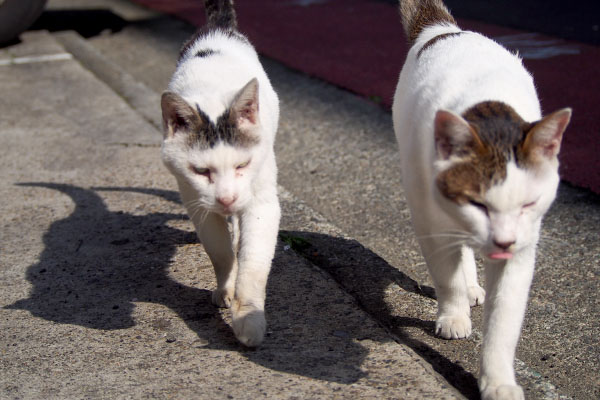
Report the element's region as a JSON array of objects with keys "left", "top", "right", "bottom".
[
  {"left": 204, "top": 0, "right": 237, "bottom": 30},
  {"left": 399, "top": 0, "right": 456, "bottom": 44}
]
